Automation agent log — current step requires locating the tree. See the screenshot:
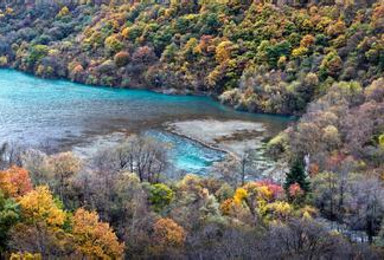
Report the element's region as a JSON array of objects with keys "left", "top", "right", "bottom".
[
  {"left": 93, "top": 136, "right": 168, "bottom": 183},
  {"left": 151, "top": 218, "right": 186, "bottom": 256},
  {"left": 112, "top": 173, "right": 154, "bottom": 258},
  {"left": 284, "top": 159, "right": 310, "bottom": 201},
  {"left": 104, "top": 35, "right": 123, "bottom": 54},
  {"left": 215, "top": 40, "right": 236, "bottom": 63},
  {"left": 25, "top": 45, "right": 49, "bottom": 69},
  {"left": 345, "top": 175, "right": 384, "bottom": 244},
  {"left": 72, "top": 208, "right": 125, "bottom": 258},
  {"left": 0, "top": 192, "right": 20, "bottom": 253},
  {"left": 8, "top": 222, "right": 74, "bottom": 258},
  {"left": 300, "top": 34, "right": 315, "bottom": 48},
  {"left": 0, "top": 142, "right": 24, "bottom": 170},
  {"left": 312, "top": 171, "right": 340, "bottom": 220},
  {"left": 168, "top": 175, "right": 222, "bottom": 232},
  {"left": 0, "top": 166, "right": 32, "bottom": 198},
  {"left": 132, "top": 46, "right": 157, "bottom": 65},
  {"left": 48, "top": 152, "right": 81, "bottom": 205},
  {"left": 9, "top": 252, "right": 41, "bottom": 259},
  {"left": 364, "top": 78, "right": 384, "bottom": 103},
  {"left": 266, "top": 219, "right": 348, "bottom": 259},
  {"left": 114, "top": 51, "right": 130, "bottom": 67},
  {"left": 9, "top": 186, "right": 73, "bottom": 257},
  {"left": 57, "top": 6, "right": 69, "bottom": 18},
  {"left": 149, "top": 183, "right": 173, "bottom": 212},
  {"left": 18, "top": 186, "right": 66, "bottom": 227},
  {"left": 320, "top": 51, "right": 342, "bottom": 78}
]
